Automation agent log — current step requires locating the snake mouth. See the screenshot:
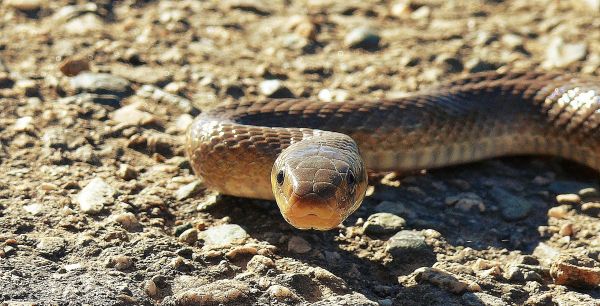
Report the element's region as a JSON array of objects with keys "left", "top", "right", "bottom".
[{"left": 283, "top": 194, "right": 343, "bottom": 230}]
